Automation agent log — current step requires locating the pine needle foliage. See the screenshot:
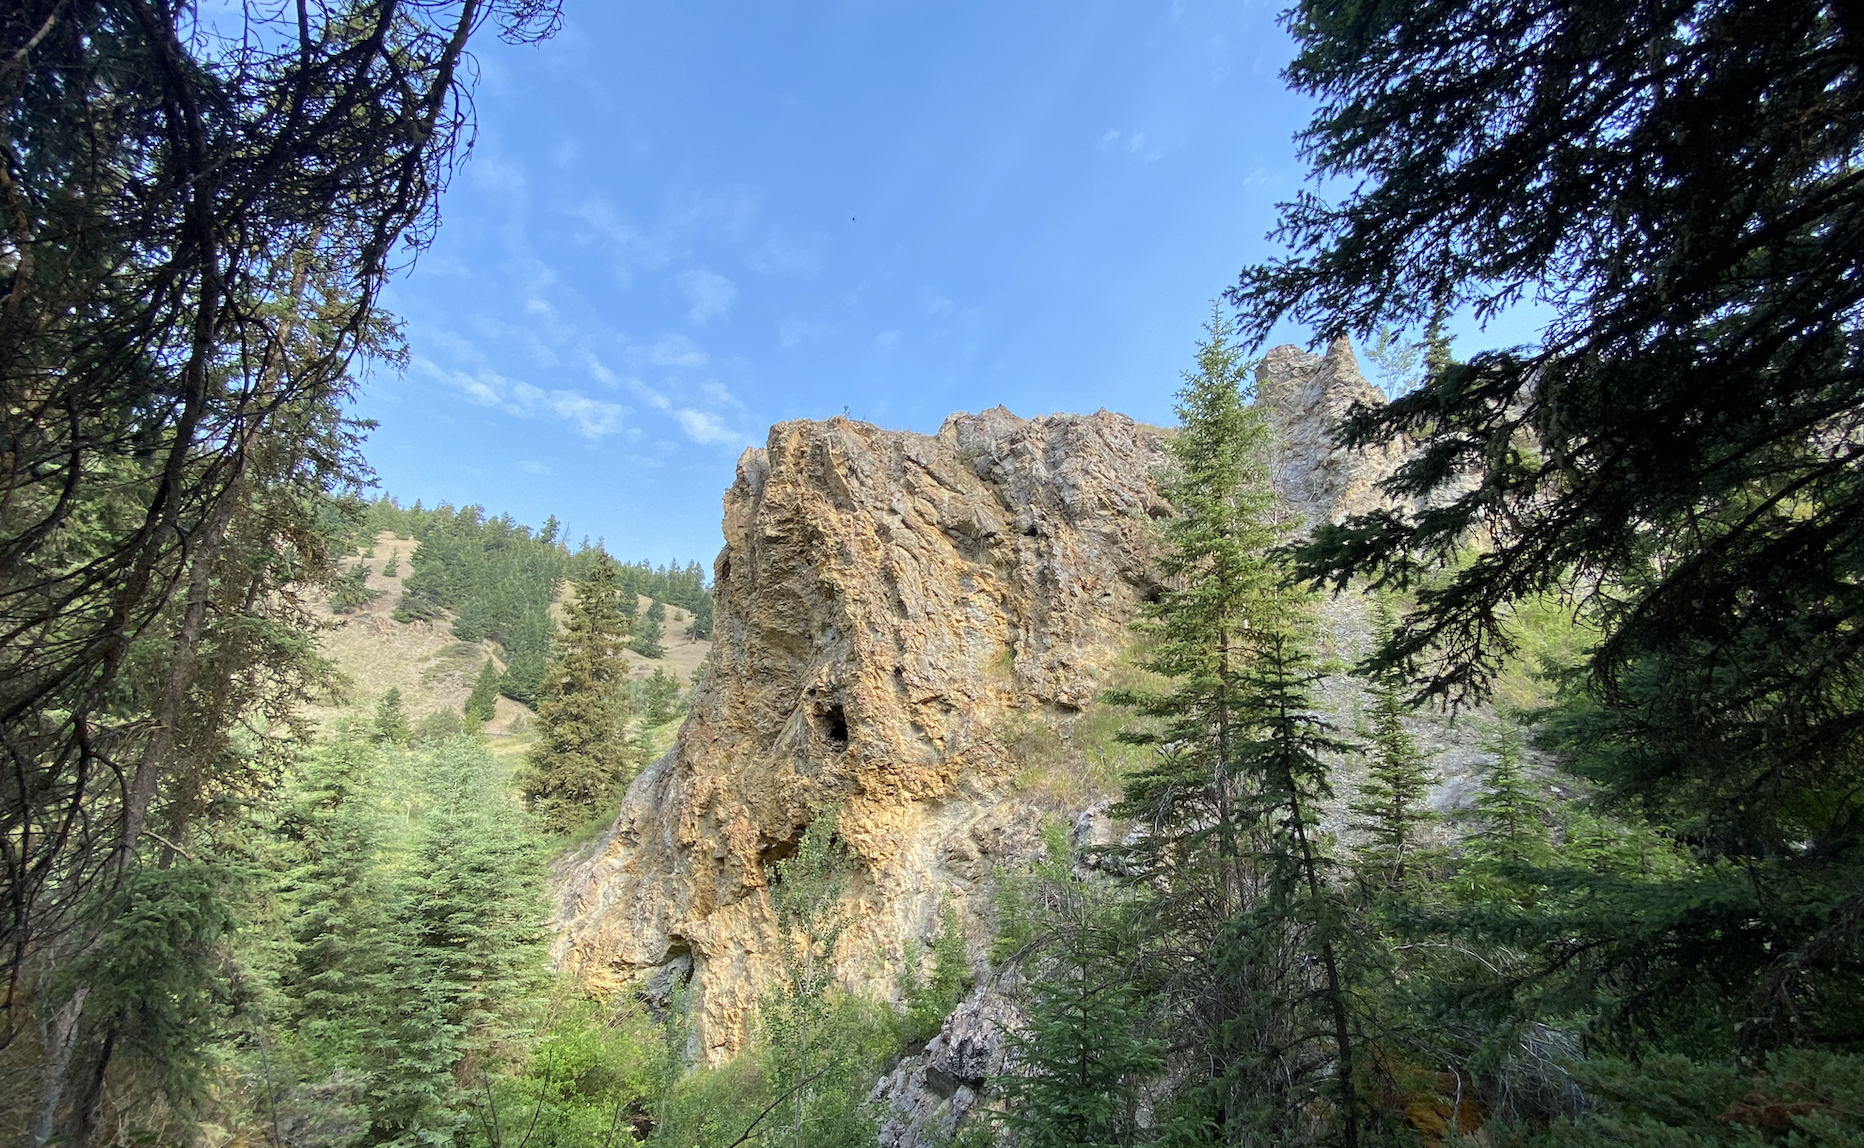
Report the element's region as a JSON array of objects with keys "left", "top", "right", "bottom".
[
  {"left": 1100, "top": 311, "right": 1373, "bottom": 1146},
  {"left": 464, "top": 660, "right": 502, "bottom": 726},
  {"left": 372, "top": 689, "right": 412, "bottom": 747},
  {"left": 524, "top": 555, "right": 638, "bottom": 834},
  {"left": 274, "top": 741, "right": 395, "bottom": 1065},
  {"left": 1110, "top": 304, "right": 1293, "bottom": 872},
  {"left": 1349, "top": 617, "right": 1440, "bottom": 893}
]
